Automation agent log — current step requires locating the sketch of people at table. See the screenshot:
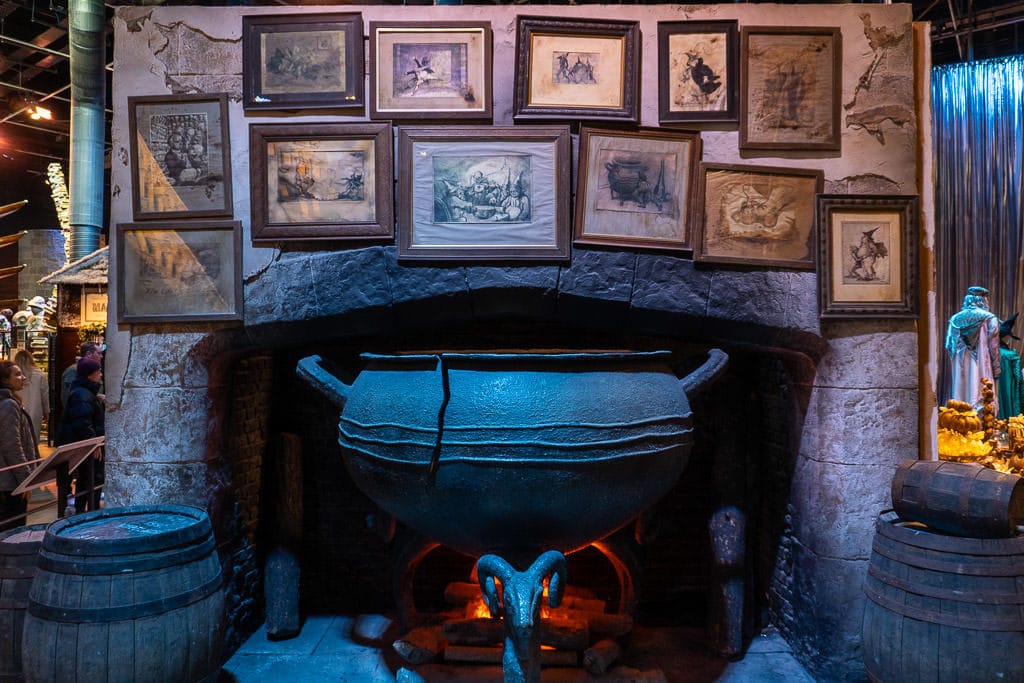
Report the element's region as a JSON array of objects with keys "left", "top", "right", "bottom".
[{"left": 432, "top": 156, "right": 531, "bottom": 223}]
